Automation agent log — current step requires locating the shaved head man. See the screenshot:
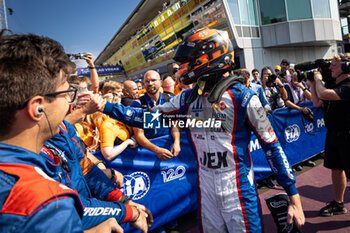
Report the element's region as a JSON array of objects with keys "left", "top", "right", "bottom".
[
  {"left": 131, "top": 70, "right": 179, "bottom": 161},
  {"left": 143, "top": 70, "right": 162, "bottom": 96},
  {"left": 163, "top": 75, "right": 175, "bottom": 95},
  {"left": 121, "top": 80, "right": 138, "bottom": 106}
]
